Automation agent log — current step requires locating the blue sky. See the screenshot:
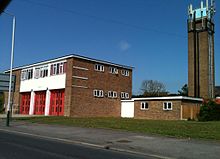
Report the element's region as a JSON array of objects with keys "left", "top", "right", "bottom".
[{"left": 0, "top": 0, "right": 219, "bottom": 94}]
